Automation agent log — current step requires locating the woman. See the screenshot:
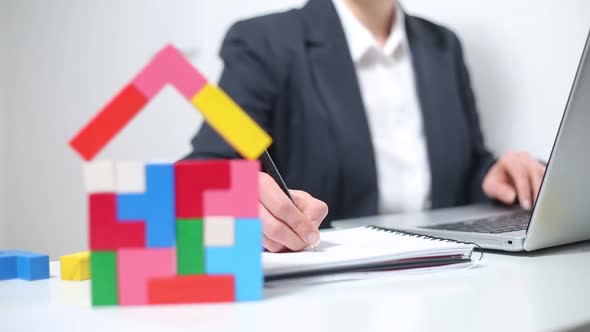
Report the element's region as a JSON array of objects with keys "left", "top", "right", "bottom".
[{"left": 185, "top": 0, "right": 546, "bottom": 252}]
